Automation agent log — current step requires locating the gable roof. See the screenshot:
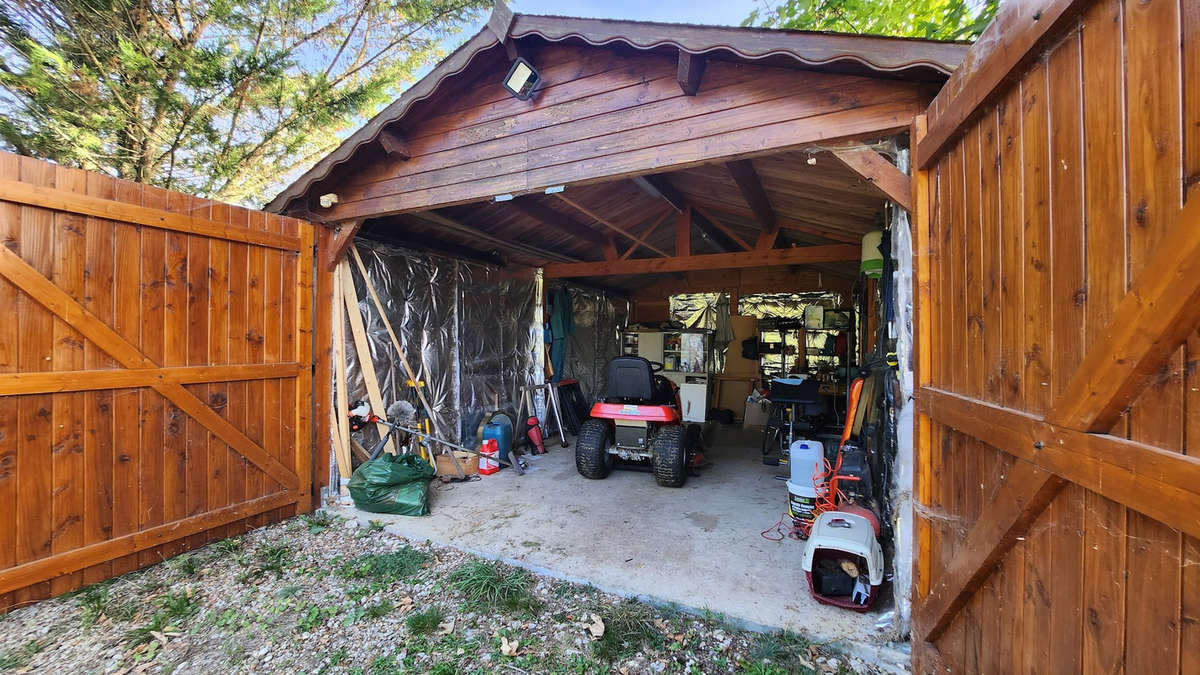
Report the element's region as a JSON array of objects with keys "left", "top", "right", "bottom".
[{"left": 265, "top": 6, "right": 969, "bottom": 214}]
